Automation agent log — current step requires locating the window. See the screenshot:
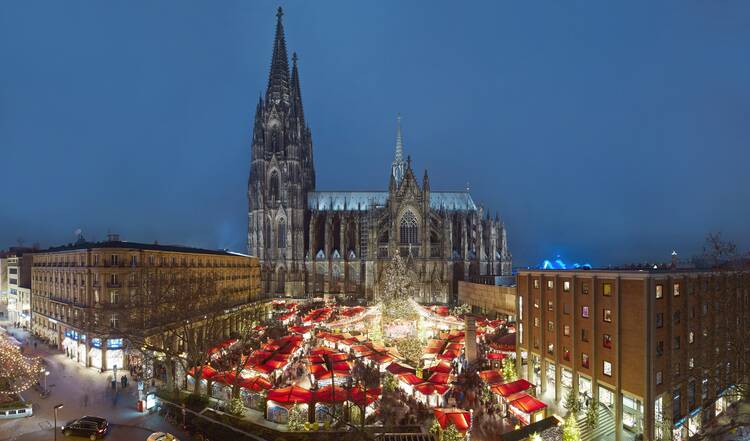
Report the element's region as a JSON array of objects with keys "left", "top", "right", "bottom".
[
  {"left": 547, "top": 321, "right": 554, "bottom": 332},
  {"left": 702, "top": 303, "right": 708, "bottom": 316},
  {"left": 656, "top": 284, "right": 664, "bottom": 299},
  {"left": 581, "top": 353, "right": 590, "bottom": 369},
  {"left": 563, "top": 325, "right": 570, "bottom": 336},
  {"left": 278, "top": 220, "right": 287, "bottom": 248},
  {"left": 603, "top": 334, "right": 612, "bottom": 349},
  {"left": 674, "top": 362, "right": 680, "bottom": 377},
  {"left": 534, "top": 317, "right": 539, "bottom": 327},
  {"left": 581, "top": 328, "right": 589, "bottom": 342},
  {"left": 547, "top": 343, "right": 554, "bottom": 355},
  {"left": 581, "top": 283, "right": 589, "bottom": 295},
  {"left": 149, "top": 255, "right": 155, "bottom": 265},
  {"left": 110, "top": 274, "right": 119, "bottom": 286},
  {"left": 673, "top": 336, "right": 680, "bottom": 350},
  {"left": 603, "top": 309, "right": 612, "bottom": 323},
  {"left": 688, "top": 331, "right": 695, "bottom": 344},
  {"left": 674, "top": 283, "right": 680, "bottom": 296},
  {"left": 533, "top": 338, "right": 539, "bottom": 349},
  {"left": 563, "top": 281, "right": 570, "bottom": 292},
  {"left": 547, "top": 280, "right": 554, "bottom": 289},
  {"left": 603, "top": 283, "right": 612, "bottom": 296},
  {"left": 110, "top": 291, "right": 118, "bottom": 304},
  {"left": 533, "top": 298, "right": 539, "bottom": 308},
  {"left": 269, "top": 170, "right": 280, "bottom": 202},
  {"left": 656, "top": 370, "right": 663, "bottom": 385},
  {"left": 673, "top": 310, "right": 680, "bottom": 324},
  {"left": 533, "top": 279, "right": 539, "bottom": 289},
  {"left": 111, "top": 255, "right": 119, "bottom": 266},
  {"left": 547, "top": 300, "right": 553, "bottom": 311},
  {"left": 582, "top": 306, "right": 590, "bottom": 318},
  {"left": 519, "top": 297, "right": 523, "bottom": 317},
  {"left": 672, "top": 389, "right": 681, "bottom": 420},
  {"left": 130, "top": 256, "right": 137, "bottom": 267},
  {"left": 689, "top": 357, "right": 694, "bottom": 369},
  {"left": 563, "top": 347, "right": 570, "bottom": 361},
  {"left": 110, "top": 313, "right": 119, "bottom": 329},
  {"left": 656, "top": 313, "right": 663, "bottom": 328},
  {"left": 656, "top": 341, "right": 664, "bottom": 356},
  {"left": 603, "top": 361, "right": 612, "bottom": 376},
  {"left": 399, "top": 211, "right": 418, "bottom": 245},
  {"left": 563, "top": 303, "right": 570, "bottom": 315}
]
